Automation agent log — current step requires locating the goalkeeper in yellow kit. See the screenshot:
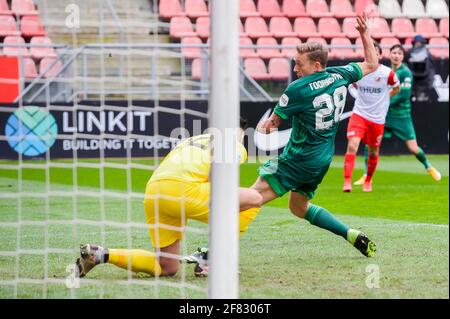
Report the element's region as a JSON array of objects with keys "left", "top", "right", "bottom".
[{"left": 75, "top": 118, "right": 262, "bottom": 277}]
